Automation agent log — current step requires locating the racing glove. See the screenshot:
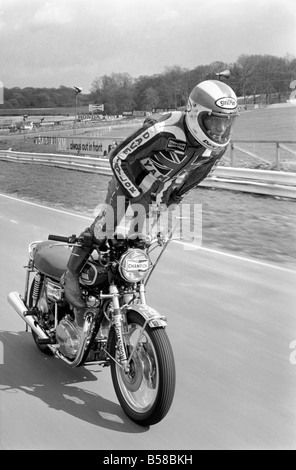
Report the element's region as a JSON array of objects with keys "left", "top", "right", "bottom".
[{"left": 167, "top": 188, "right": 183, "bottom": 211}]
